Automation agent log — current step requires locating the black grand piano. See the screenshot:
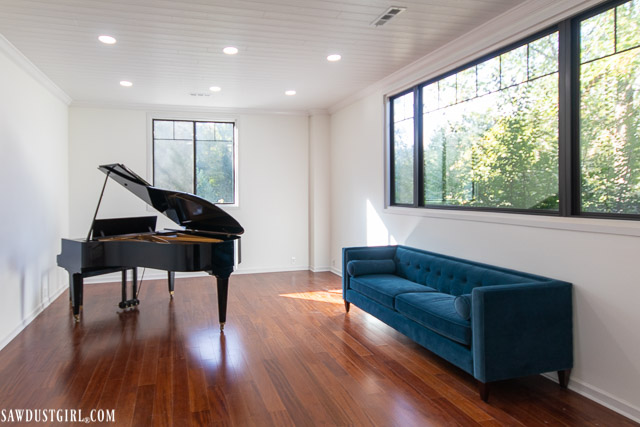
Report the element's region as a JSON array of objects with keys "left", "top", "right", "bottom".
[{"left": 57, "top": 163, "right": 244, "bottom": 330}]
